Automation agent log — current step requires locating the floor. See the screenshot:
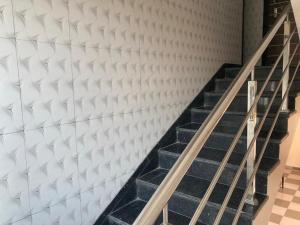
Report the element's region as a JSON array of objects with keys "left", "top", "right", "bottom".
[{"left": 269, "top": 167, "right": 300, "bottom": 225}]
